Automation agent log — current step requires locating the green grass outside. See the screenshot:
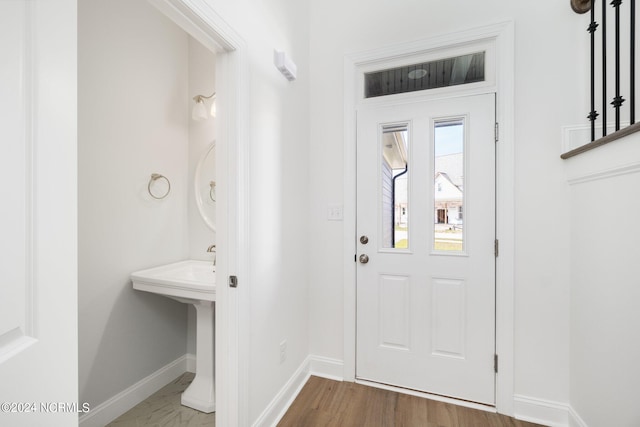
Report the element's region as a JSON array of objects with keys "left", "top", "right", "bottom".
[
  {"left": 434, "top": 241, "right": 463, "bottom": 251},
  {"left": 393, "top": 239, "right": 462, "bottom": 251}
]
